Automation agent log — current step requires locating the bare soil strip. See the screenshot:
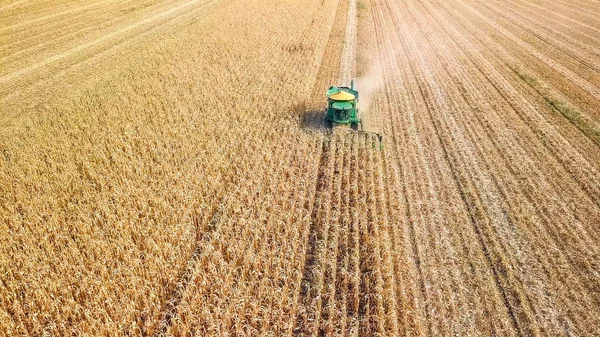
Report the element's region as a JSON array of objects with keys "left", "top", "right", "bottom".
[{"left": 339, "top": 0, "right": 356, "bottom": 85}]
